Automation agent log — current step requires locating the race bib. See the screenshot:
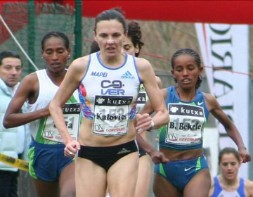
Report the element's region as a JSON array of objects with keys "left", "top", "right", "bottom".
[
  {"left": 42, "top": 103, "right": 81, "bottom": 142},
  {"left": 165, "top": 103, "right": 205, "bottom": 145},
  {"left": 93, "top": 96, "right": 133, "bottom": 136},
  {"left": 136, "top": 84, "right": 148, "bottom": 113}
]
